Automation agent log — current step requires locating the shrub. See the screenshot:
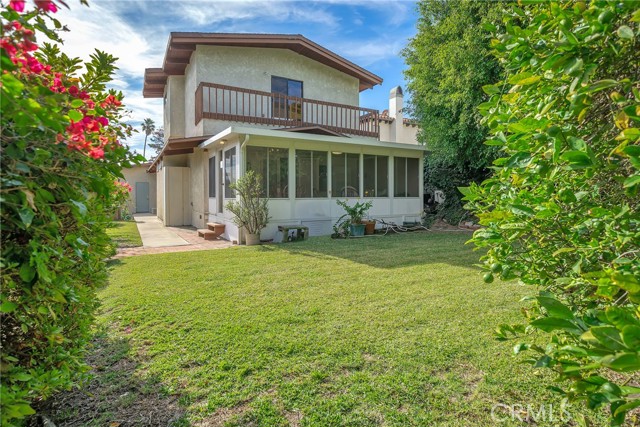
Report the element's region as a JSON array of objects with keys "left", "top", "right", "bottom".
[
  {"left": 0, "top": 2, "right": 139, "bottom": 423},
  {"left": 463, "top": 2, "right": 639, "bottom": 425},
  {"left": 225, "top": 170, "right": 270, "bottom": 236}
]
